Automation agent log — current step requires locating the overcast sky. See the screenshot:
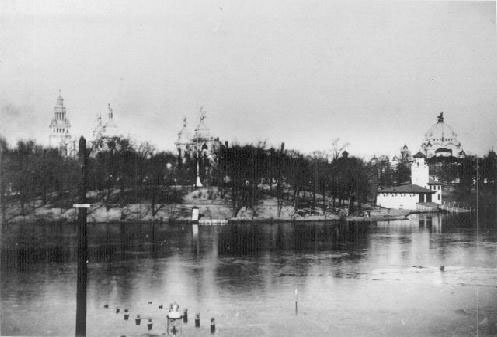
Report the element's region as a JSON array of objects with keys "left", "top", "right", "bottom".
[{"left": 1, "top": 0, "right": 496, "bottom": 157}]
